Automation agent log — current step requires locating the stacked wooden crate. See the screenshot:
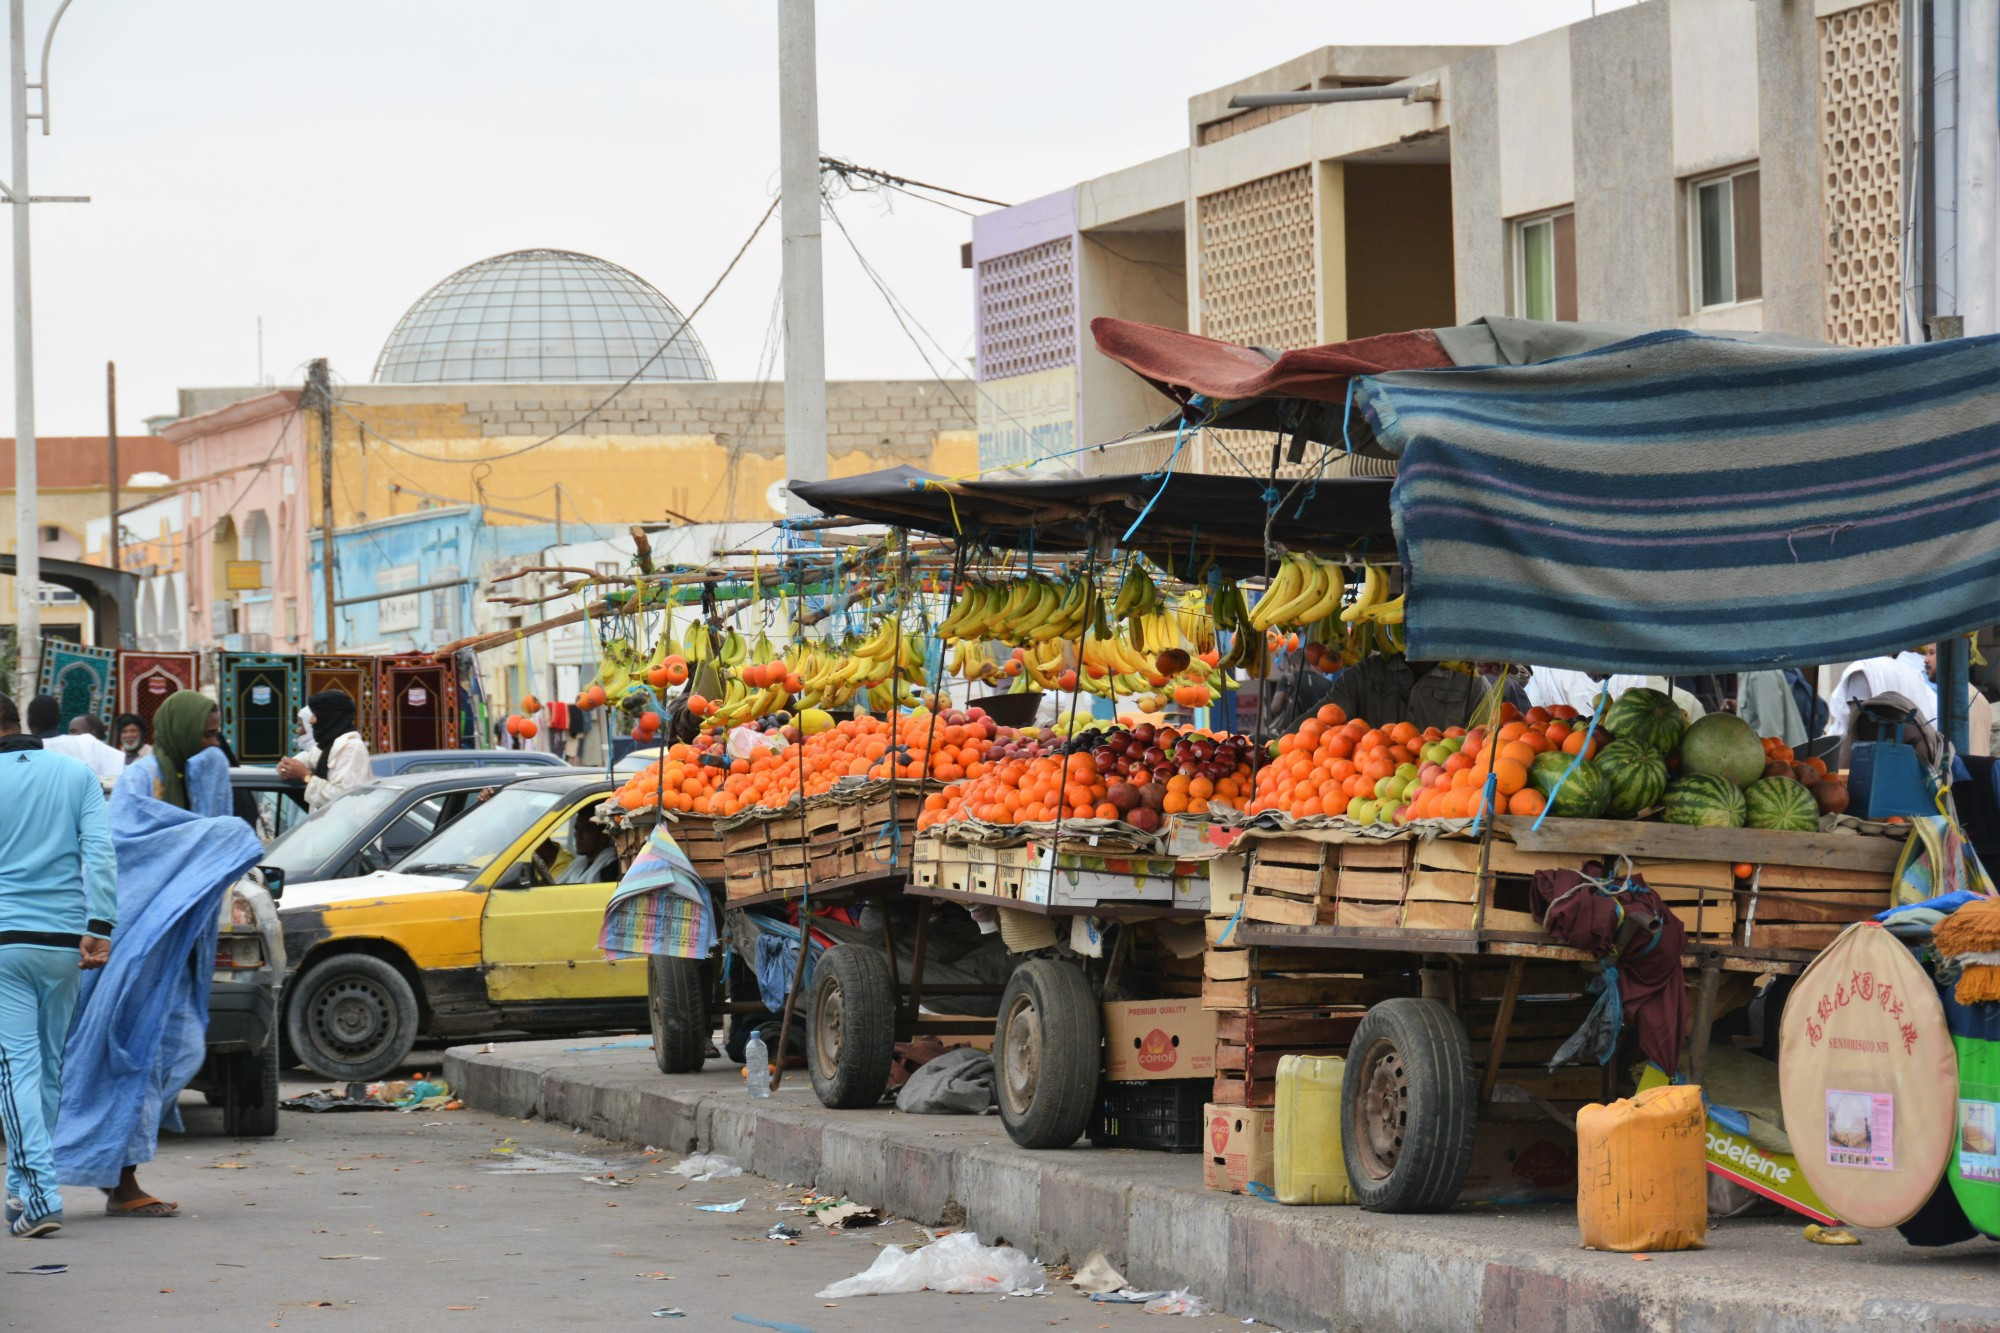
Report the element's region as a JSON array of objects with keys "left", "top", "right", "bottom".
[
  {"left": 722, "top": 818, "right": 777, "bottom": 900},
  {"left": 673, "top": 815, "right": 727, "bottom": 881}
]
